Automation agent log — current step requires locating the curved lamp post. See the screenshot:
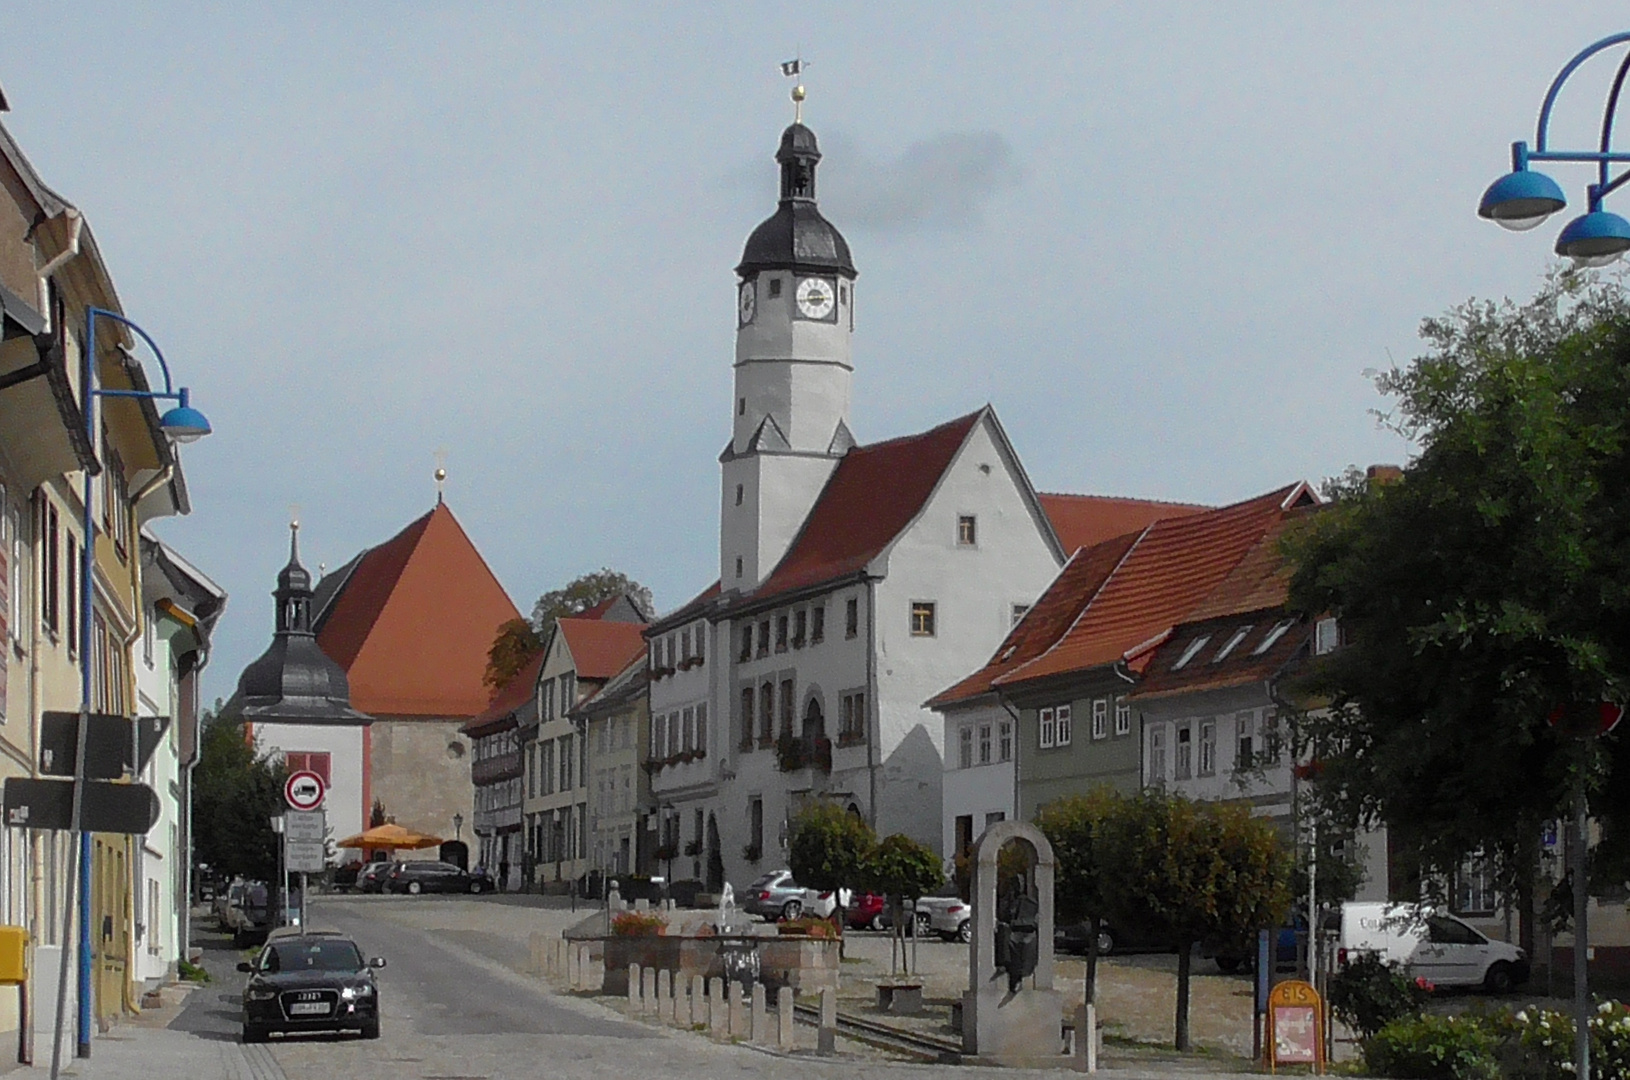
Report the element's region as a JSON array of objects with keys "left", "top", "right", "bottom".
[
  {"left": 51, "top": 308, "right": 209, "bottom": 1079},
  {"left": 1479, "top": 32, "right": 1630, "bottom": 265}
]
